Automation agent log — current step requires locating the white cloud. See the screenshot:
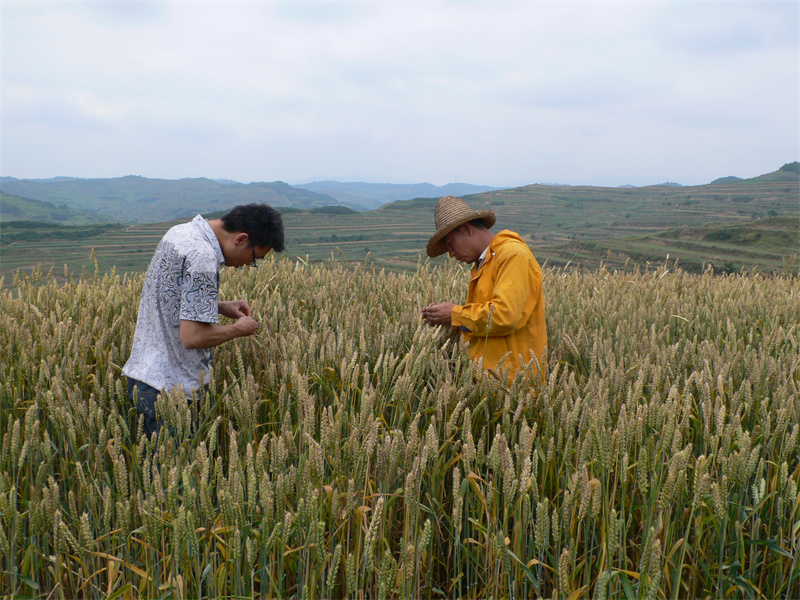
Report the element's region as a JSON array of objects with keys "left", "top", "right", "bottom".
[{"left": 2, "top": 1, "right": 797, "bottom": 185}]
